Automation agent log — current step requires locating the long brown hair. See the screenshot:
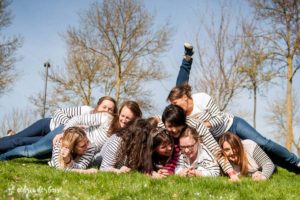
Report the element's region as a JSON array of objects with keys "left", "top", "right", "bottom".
[
  {"left": 167, "top": 83, "right": 192, "bottom": 102},
  {"left": 144, "top": 128, "right": 174, "bottom": 173},
  {"left": 116, "top": 118, "right": 152, "bottom": 172},
  {"left": 218, "top": 132, "right": 248, "bottom": 176},
  {"left": 108, "top": 100, "right": 142, "bottom": 135},
  {"left": 59, "top": 127, "right": 88, "bottom": 168},
  {"left": 93, "top": 96, "right": 118, "bottom": 114}
]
